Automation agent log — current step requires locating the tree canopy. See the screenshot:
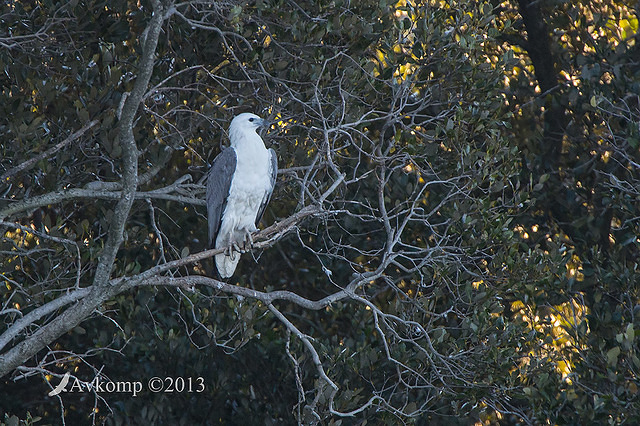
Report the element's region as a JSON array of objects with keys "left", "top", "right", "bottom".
[{"left": 1, "top": 0, "right": 639, "bottom": 424}]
